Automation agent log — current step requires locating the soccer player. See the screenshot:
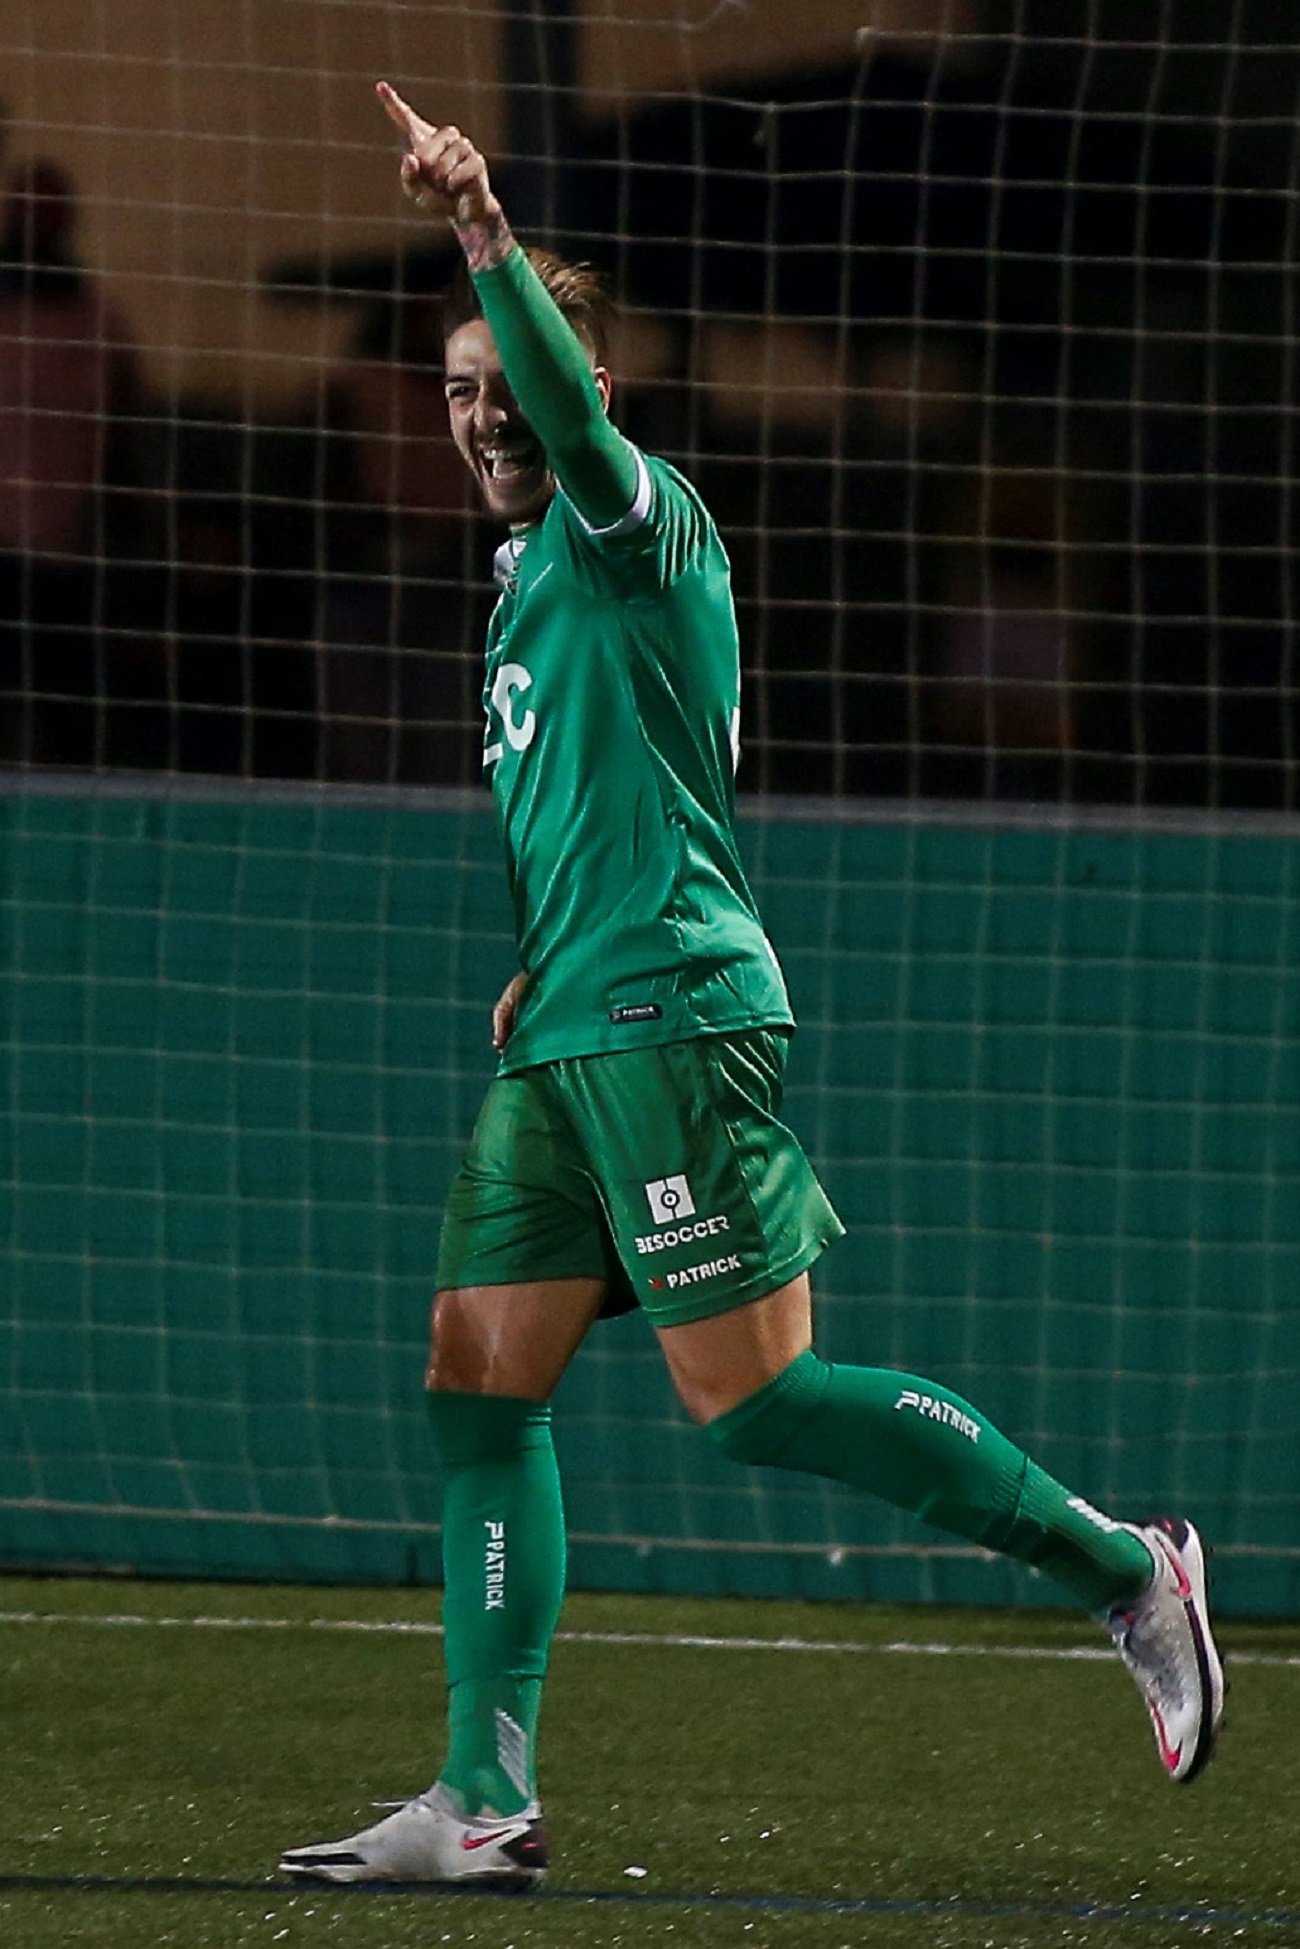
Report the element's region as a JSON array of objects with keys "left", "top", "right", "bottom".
[{"left": 279, "top": 91, "right": 1224, "bottom": 1889}]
